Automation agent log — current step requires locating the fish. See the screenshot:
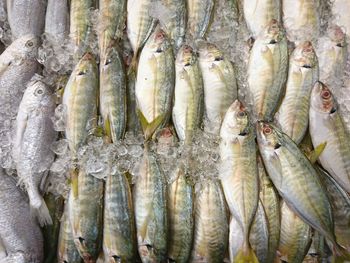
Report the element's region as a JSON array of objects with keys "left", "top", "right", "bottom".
[
  {"left": 282, "top": 0, "right": 320, "bottom": 43},
  {"left": 12, "top": 80, "right": 56, "bottom": 226},
  {"left": 103, "top": 171, "right": 137, "bottom": 262},
  {"left": 219, "top": 100, "right": 259, "bottom": 262},
  {"left": 98, "top": 0, "right": 126, "bottom": 58},
  {"left": 135, "top": 26, "right": 175, "bottom": 140},
  {"left": 7, "top": 0, "right": 47, "bottom": 39},
  {"left": 0, "top": 169, "right": 44, "bottom": 263},
  {"left": 256, "top": 121, "right": 346, "bottom": 256},
  {"left": 167, "top": 164, "right": 194, "bottom": 263},
  {"left": 99, "top": 44, "right": 126, "bottom": 142},
  {"left": 187, "top": 0, "right": 215, "bottom": 39},
  {"left": 126, "top": 69, "right": 141, "bottom": 135},
  {"left": 277, "top": 201, "right": 312, "bottom": 263},
  {"left": 62, "top": 53, "right": 98, "bottom": 157},
  {"left": 275, "top": 41, "right": 319, "bottom": 144},
  {"left": 198, "top": 42, "right": 237, "bottom": 134},
  {"left": 242, "top": 0, "right": 281, "bottom": 38},
  {"left": 332, "top": 0, "right": 350, "bottom": 40},
  {"left": 57, "top": 200, "right": 82, "bottom": 263},
  {"left": 172, "top": 44, "right": 203, "bottom": 143},
  {"left": 133, "top": 146, "right": 168, "bottom": 262},
  {"left": 68, "top": 170, "right": 104, "bottom": 262},
  {"left": 45, "top": 0, "right": 70, "bottom": 43},
  {"left": 247, "top": 19, "right": 288, "bottom": 121},
  {"left": 191, "top": 180, "right": 229, "bottom": 262},
  {"left": 309, "top": 82, "right": 350, "bottom": 193}
]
